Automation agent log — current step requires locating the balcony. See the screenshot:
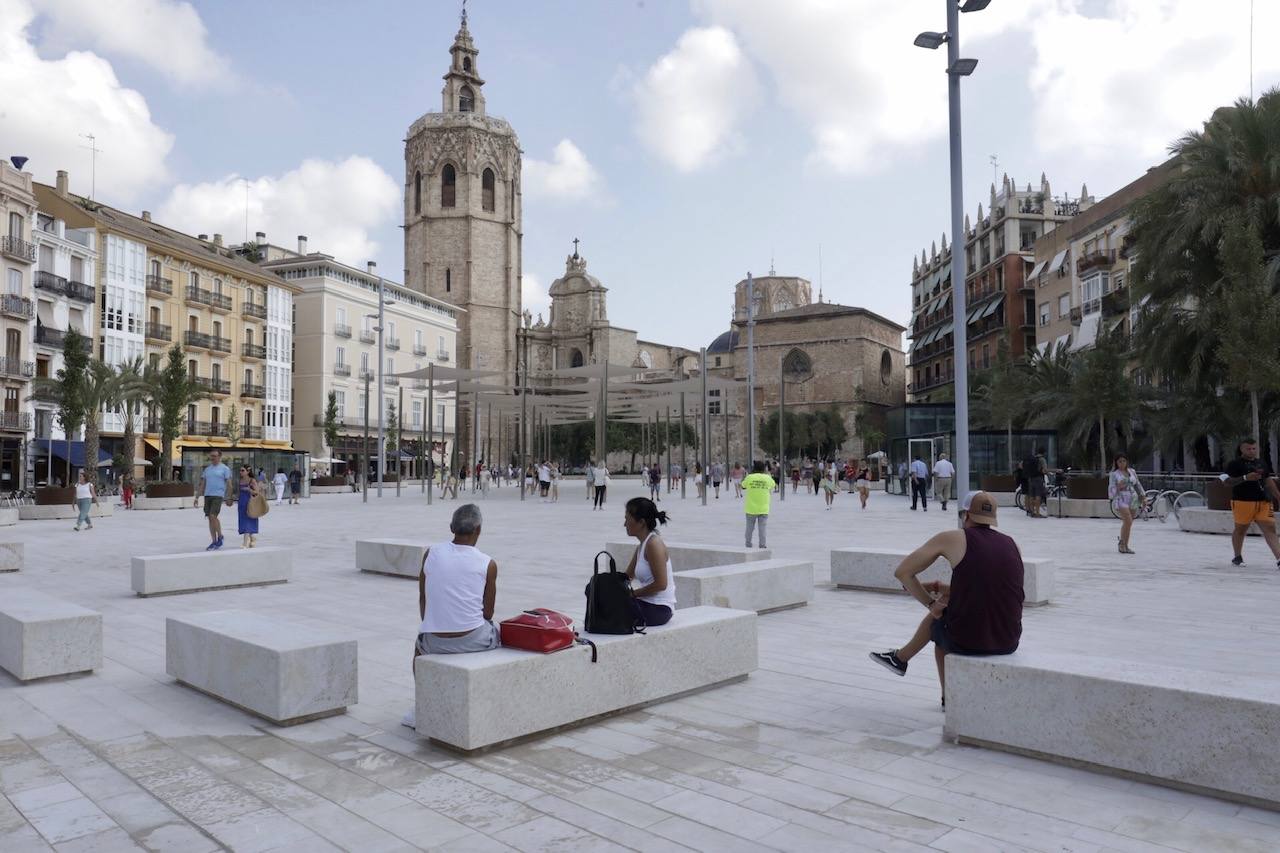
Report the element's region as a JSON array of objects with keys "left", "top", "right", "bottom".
[
  {"left": 66, "top": 280, "right": 95, "bottom": 303},
  {"left": 241, "top": 343, "right": 266, "bottom": 360},
  {"left": 333, "top": 363, "right": 351, "bottom": 377},
  {"left": 184, "top": 330, "right": 211, "bottom": 350},
  {"left": 1070, "top": 306, "right": 1083, "bottom": 326},
  {"left": 413, "top": 379, "right": 429, "bottom": 390},
  {"left": 907, "top": 370, "right": 956, "bottom": 395},
  {"left": 146, "top": 274, "right": 173, "bottom": 295},
  {"left": 0, "top": 357, "right": 34, "bottom": 378},
  {"left": 385, "top": 337, "right": 400, "bottom": 351},
  {"left": 413, "top": 344, "right": 428, "bottom": 356},
  {"left": 334, "top": 323, "right": 351, "bottom": 338},
  {"left": 359, "top": 330, "right": 375, "bottom": 344},
  {"left": 0, "top": 295, "right": 33, "bottom": 320},
  {"left": 240, "top": 383, "right": 265, "bottom": 399},
  {"left": 145, "top": 322, "right": 172, "bottom": 342},
  {"left": 35, "top": 326, "right": 65, "bottom": 349},
  {"left": 242, "top": 302, "right": 267, "bottom": 320},
  {"left": 193, "top": 377, "right": 230, "bottom": 396},
  {"left": 1076, "top": 249, "right": 1117, "bottom": 275},
  {"left": 0, "top": 411, "right": 31, "bottom": 431},
  {"left": 186, "top": 286, "right": 233, "bottom": 312},
  {"left": 1101, "top": 288, "right": 1128, "bottom": 318},
  {"left": 358, "top": 368, "right": 375, "bottom": 382},
  {"left": 436, "top": 350, "right": 451, "bottom": 362},
  {"left": 243, "top": 424, "right": 263, "bottom": 440},
  {"left": 1, "top": 236, "right": 36, "bottom": 263},
  {"left": 384, "top": 376, "right": 399, "bottom": 387},
  {"left": 33, "top": 270, "right": 67, "bottom": 296}
]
